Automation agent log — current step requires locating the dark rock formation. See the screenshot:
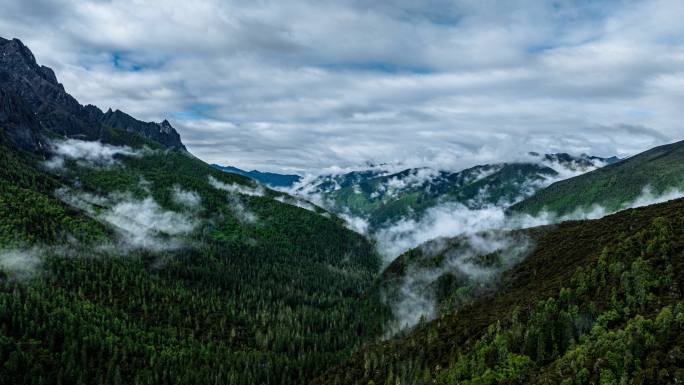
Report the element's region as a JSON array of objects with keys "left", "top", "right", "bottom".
[
  {"left": 0, "top": 37, "right": 187, "bottom": 152},
  {"left": 100, "top": 109, "right": 186, "bottom": 150}
]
